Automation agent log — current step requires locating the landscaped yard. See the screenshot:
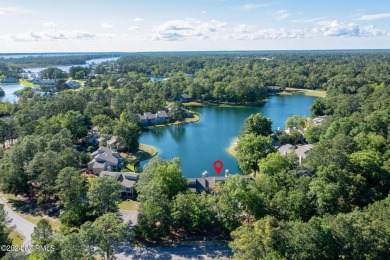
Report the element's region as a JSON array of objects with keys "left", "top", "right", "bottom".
[
  {"left": 281, "top": 88, "right": 327, "bottom": 98},
  {"left": 19, "top": 79, "right": 35, "bottom": 87},
  {"left": 9, "top": 230, "right": 24, "bottom": 246},
  {"left": 118, "top": 200, "right": 140, "bottom": 211},
  {"left": 121, "top": 143, "right": 158, "bottom": 173}
]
